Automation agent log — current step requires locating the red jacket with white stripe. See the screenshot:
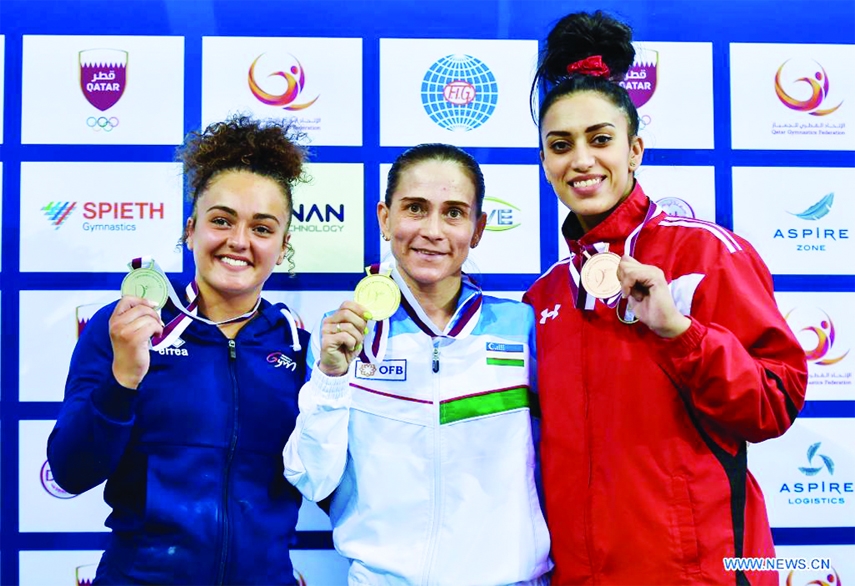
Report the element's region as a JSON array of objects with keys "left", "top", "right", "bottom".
[{"left": 523, "top": 183, "right": 807, "bottom": 585}]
